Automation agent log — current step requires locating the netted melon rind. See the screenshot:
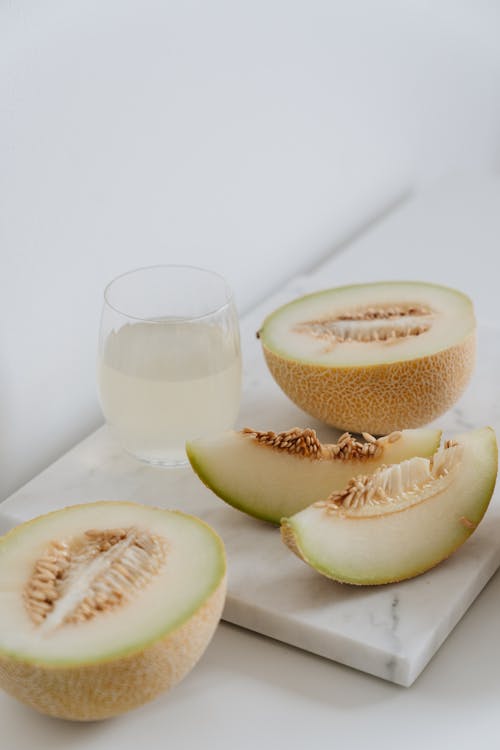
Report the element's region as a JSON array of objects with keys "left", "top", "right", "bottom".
[{"left": 262, "top": 331, "right": 475, "bottom": 434}]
